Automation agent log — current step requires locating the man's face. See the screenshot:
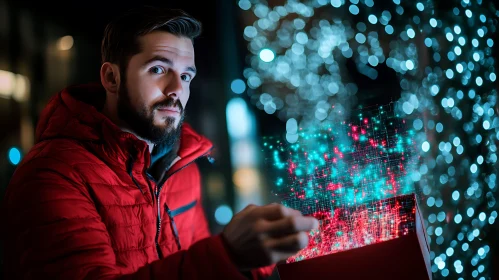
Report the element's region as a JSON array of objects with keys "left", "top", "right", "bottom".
[{"left": 117, "top": 31, "right": 196, "bottom": 145}]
